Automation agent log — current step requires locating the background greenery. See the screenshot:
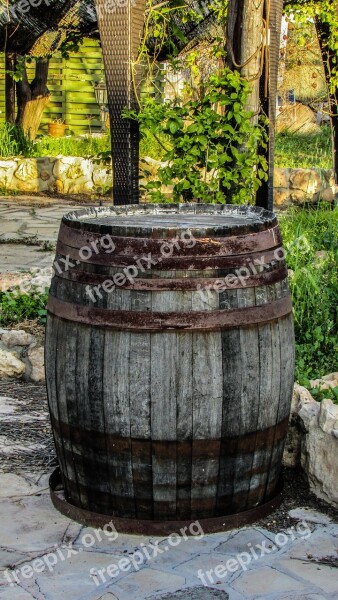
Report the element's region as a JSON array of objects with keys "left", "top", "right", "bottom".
[
  {"left": 279, "top": 204, "right": 337, "bottom": 392},
  {"left": 0, "top": 122, "right": 333, "bottom": 173}
]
